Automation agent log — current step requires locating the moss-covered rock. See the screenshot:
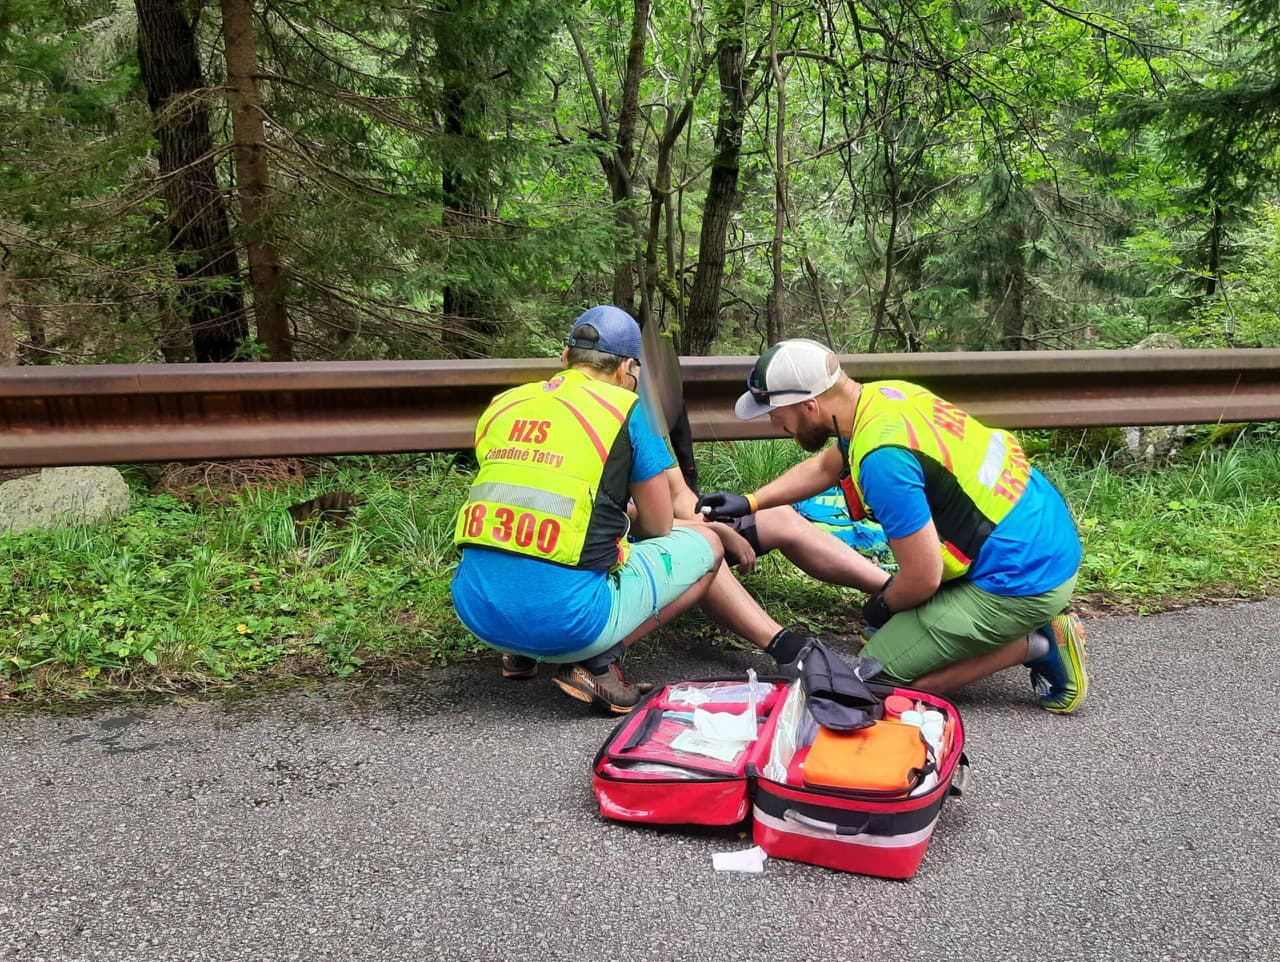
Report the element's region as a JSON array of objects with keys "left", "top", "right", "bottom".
[{"left": 0, "top": 467, "right": 131, "bottom": 534}]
